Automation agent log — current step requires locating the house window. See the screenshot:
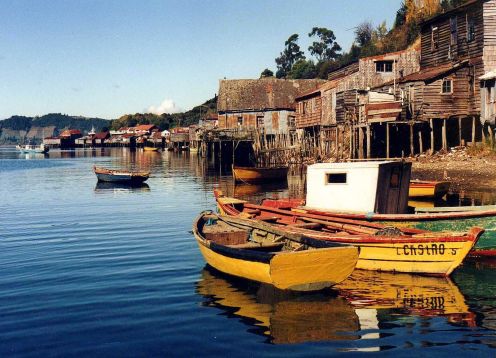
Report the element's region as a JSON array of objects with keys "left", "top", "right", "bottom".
[
  {"left": 376, "top": 61, "right": 393, "bottom": 73},
  {"left": 450, "top": 17, "right": 458, "bottom": 45},
  {"left": 431, "top": 26, "right": 439, "bottom": 50},
  {"left": 287, "top": 115, "right": 296, "bottom": 128},
  {"left": 467, "top": 17, "right": 475, "bottom": 42},
  {"left": 442, "top": 78, "right": 453, "bottom": 94},
  {"left": 237, "top": 116, "right": 243, "bottom": 126},
  {"left": 326, "top": 173, "right": 347, "bottom": 184},
  {"left": 256, "top": 116, "right": 264, "bottom": 128}
]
